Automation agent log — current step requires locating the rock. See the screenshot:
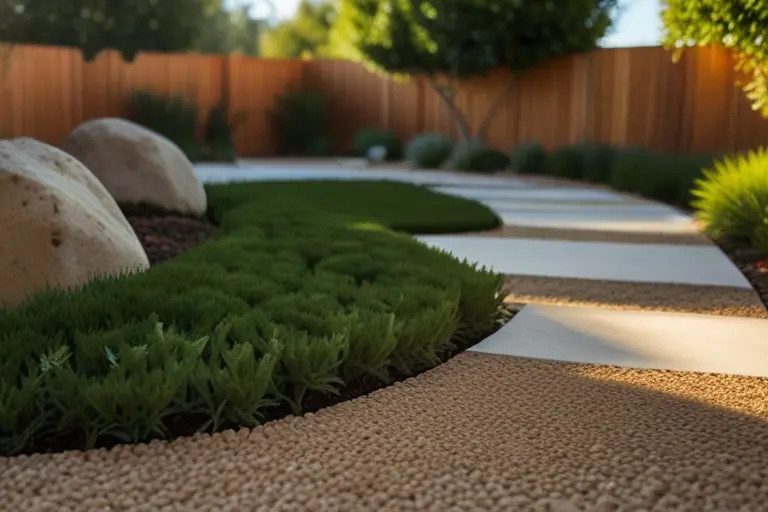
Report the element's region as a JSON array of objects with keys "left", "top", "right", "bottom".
[
  {"left": 62, "top": 118, "right": 207, "bottom": 215},
  {"left": 0, "top": 138, "right": 149, "bottom": 307}
]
